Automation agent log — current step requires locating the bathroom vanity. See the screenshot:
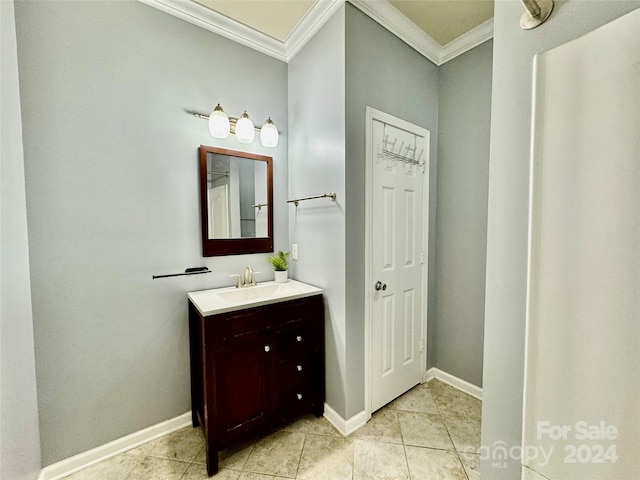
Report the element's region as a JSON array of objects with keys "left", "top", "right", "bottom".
[{"left": 188, "top": 280, "right": 325, "bottom": 475}]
